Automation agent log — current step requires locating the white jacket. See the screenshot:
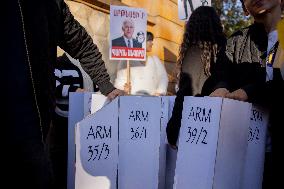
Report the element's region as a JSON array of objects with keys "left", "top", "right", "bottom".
[{"left": 114, "top": 55, "right": 168, "bottom": 95}]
